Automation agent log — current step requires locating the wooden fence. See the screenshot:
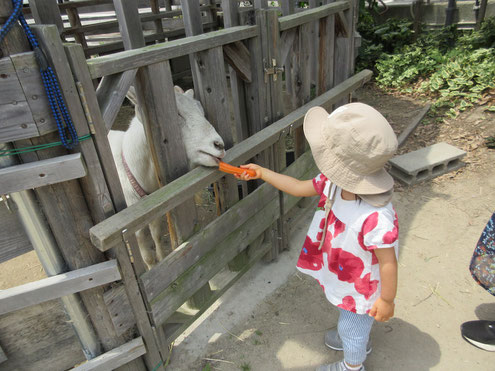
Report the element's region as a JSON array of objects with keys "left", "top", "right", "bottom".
[{"left": 0, "top": 0, "right": 369, "bottom": 369}]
